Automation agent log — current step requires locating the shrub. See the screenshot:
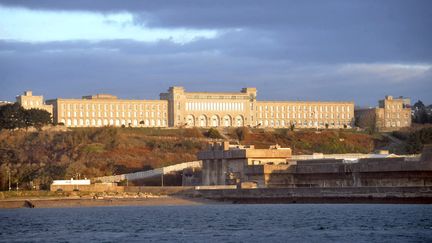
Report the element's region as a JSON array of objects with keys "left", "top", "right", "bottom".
[
  {"left": 207, "top": 128, "right": 223, "bottom": 139},
  {"left": 182, "top": 128, "right": 204, "bottom": 138},
  {"left": 405, "top": 127, "right": 432, "bottom": 153},
  {"left": 235, "top": 127, "right": 250, "bottom": 141}
]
